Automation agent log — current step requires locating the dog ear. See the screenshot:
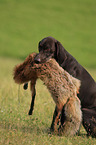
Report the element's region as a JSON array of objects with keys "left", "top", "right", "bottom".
[{"left": 55, "top": 41, "right": 67, "bottom": 66}]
